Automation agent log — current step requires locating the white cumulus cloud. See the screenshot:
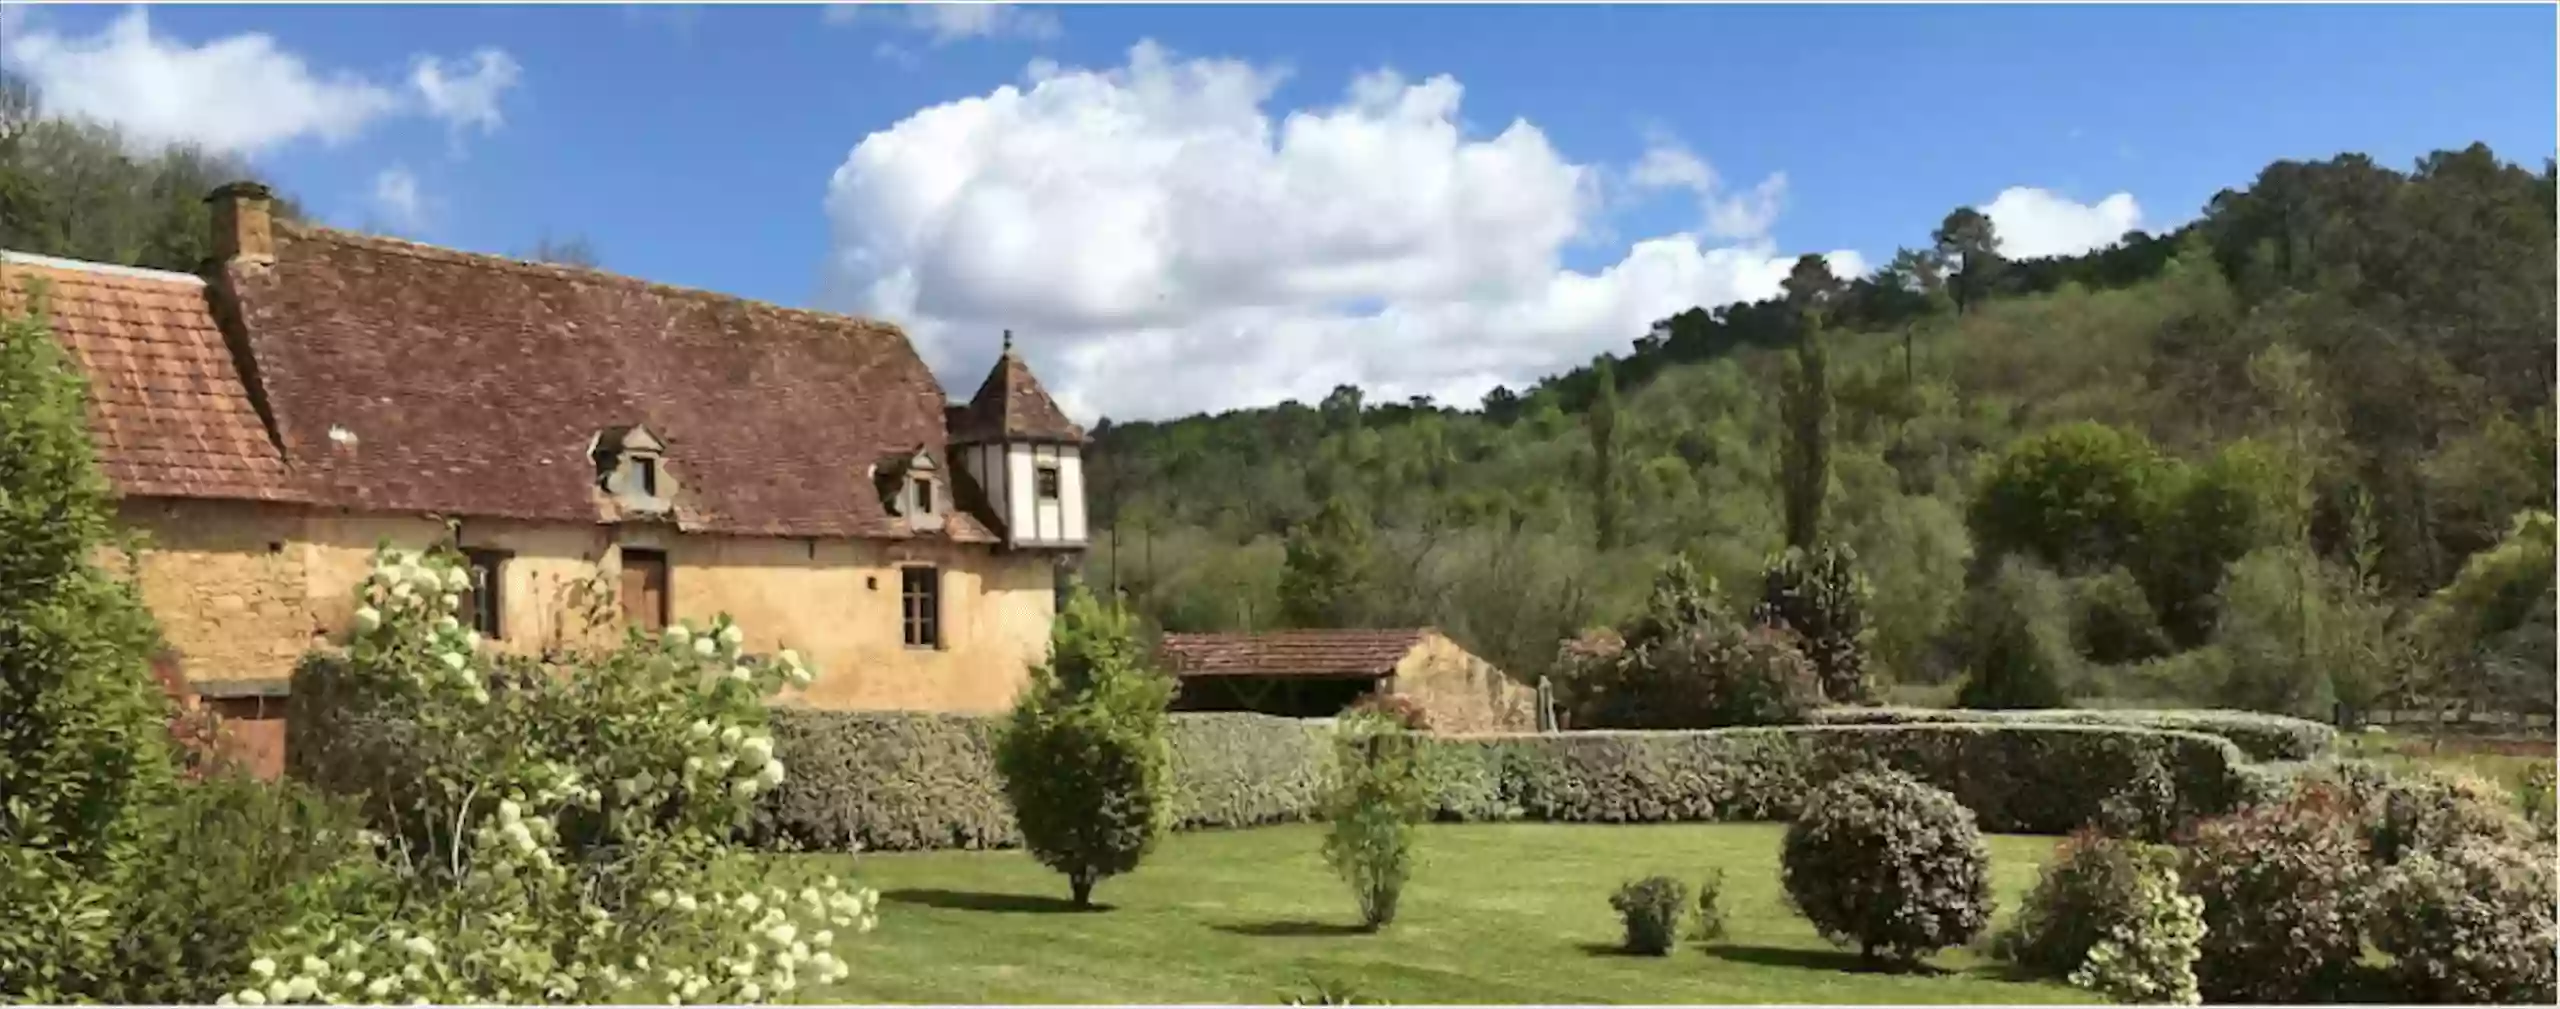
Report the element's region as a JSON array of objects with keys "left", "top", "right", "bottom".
[
  {"left": 1981, "top": 187, "right": 2143, "bottom": 259},
  {"left": 372, "top": 166, "right": 424, "bottom": 230},
  {"left": 823, "top": 3, "right": 1059, "bottom": 44},
  {"left": 0, "top": 8, "right": 520, "bottom": 156},
  {"left": 411, "top": 48, "right": 522, "bottom": 136},
  {"left": 822, "top": 42, "right": 1862, "bottom": 422}
]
